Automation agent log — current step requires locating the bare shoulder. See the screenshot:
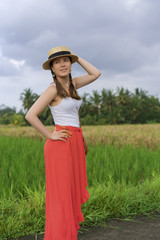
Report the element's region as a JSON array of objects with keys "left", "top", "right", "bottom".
[
  {"left": 43, "top": 84, "right": 58, "bottom": 99},
  {"left": 45, "top": 83, "right": 57, "bottom": 92},
  {"left": 25, "top": 85, "right": 58, "bottom": 117}
]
